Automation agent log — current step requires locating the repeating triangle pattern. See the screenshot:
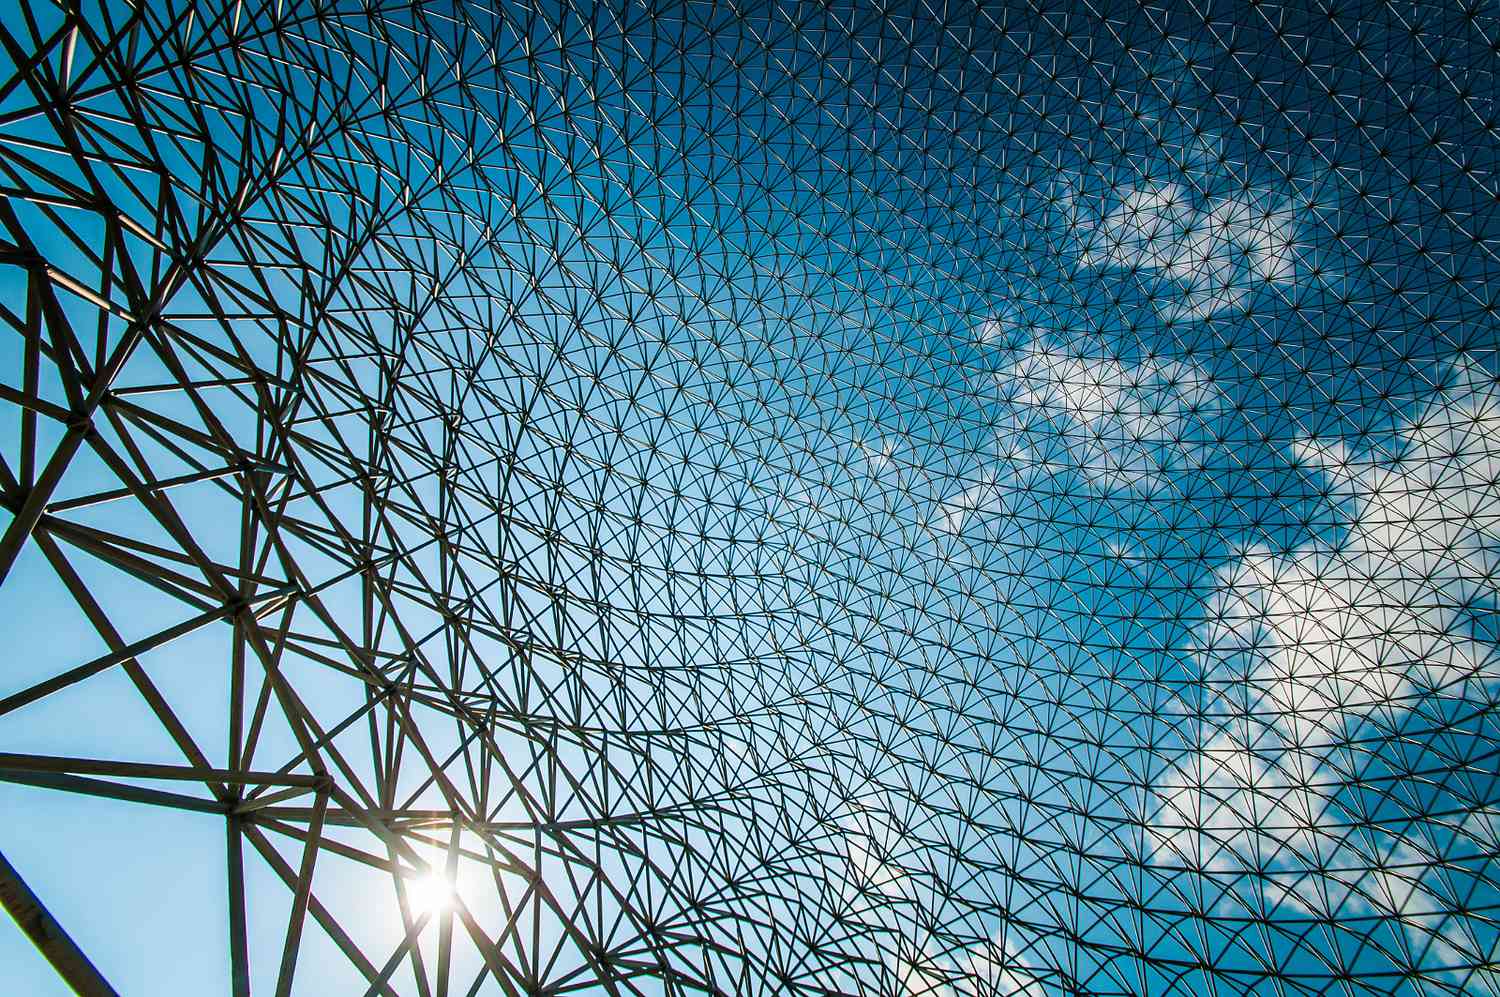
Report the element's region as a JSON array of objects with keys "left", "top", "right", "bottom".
[{"left": 1, "top": 1, "right": 1499, "bottom": 994}]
